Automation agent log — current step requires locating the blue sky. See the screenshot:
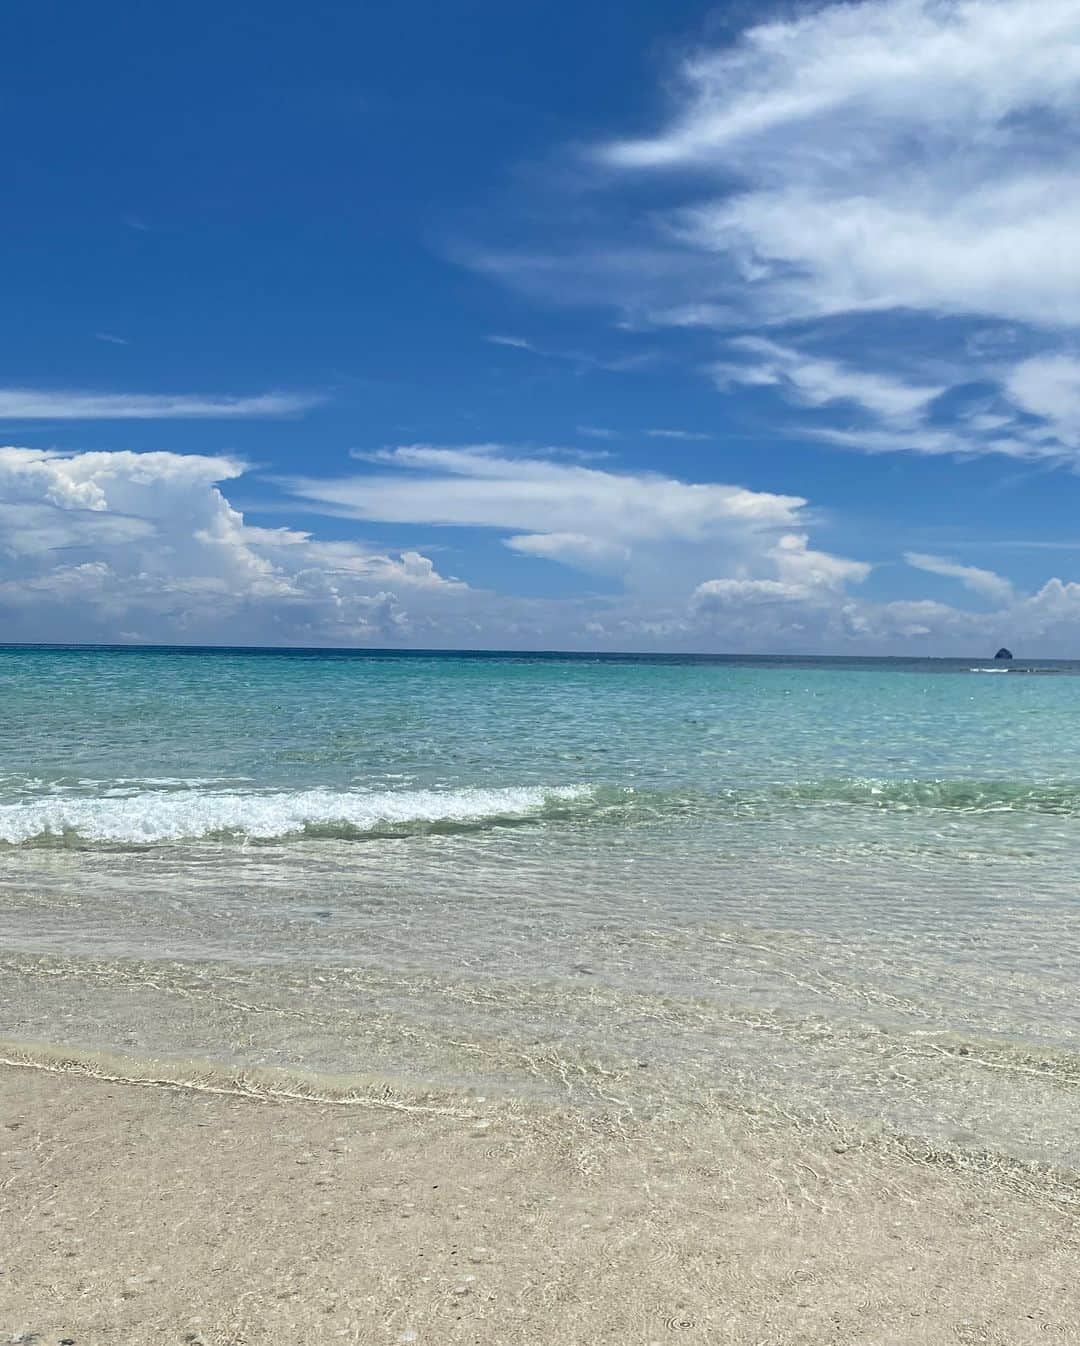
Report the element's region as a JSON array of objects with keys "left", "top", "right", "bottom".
[{"left": 4, "top": 0, "right": 1080, "bottom": 652}]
